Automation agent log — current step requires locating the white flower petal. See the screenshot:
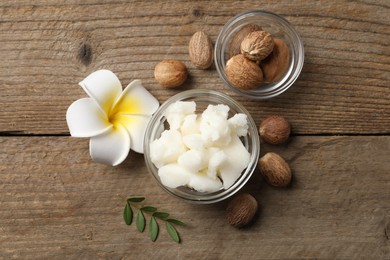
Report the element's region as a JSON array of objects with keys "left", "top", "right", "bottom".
[
  {"left": 110, "top": 79, "right": 159, "bottom": 116},
  {"left": 79, "top": 69, "right": 122, "bottom": 115},
  {"left": 89, "top": 124, "right": 131, "bottom": 166},
  {"left": 113, "top": 114, "right": 151, "bottom": 153},
  {"left": 66, "top": 98, "right": 112, "bottom": 137}
]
